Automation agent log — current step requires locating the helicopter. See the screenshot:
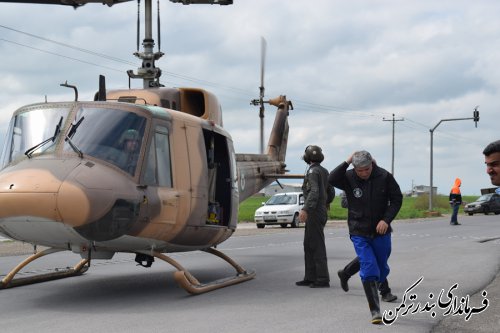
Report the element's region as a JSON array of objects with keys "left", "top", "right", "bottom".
[{"left": 0, "top": 0, "right": 296, "bottom": 294}]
